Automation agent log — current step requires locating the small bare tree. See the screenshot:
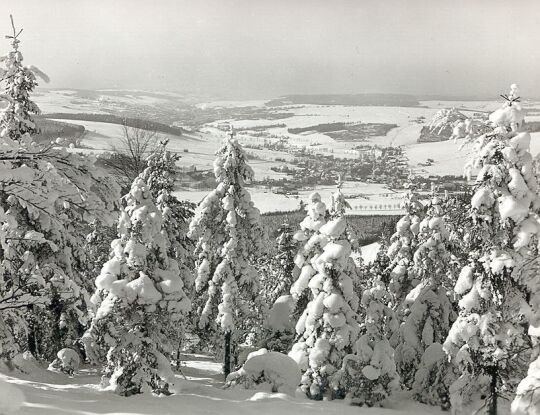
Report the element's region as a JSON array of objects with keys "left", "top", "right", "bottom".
[{"left": 101, "top": 120, "right": 161, "bottom": 191}]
